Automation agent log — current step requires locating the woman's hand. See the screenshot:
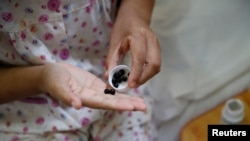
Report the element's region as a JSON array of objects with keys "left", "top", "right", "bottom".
[
  {"left": 105, "top": 0, "right": 161, "bottom": 88},
  {"left": 41, "top": 63, "right": 146, "bottom": 111}
]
